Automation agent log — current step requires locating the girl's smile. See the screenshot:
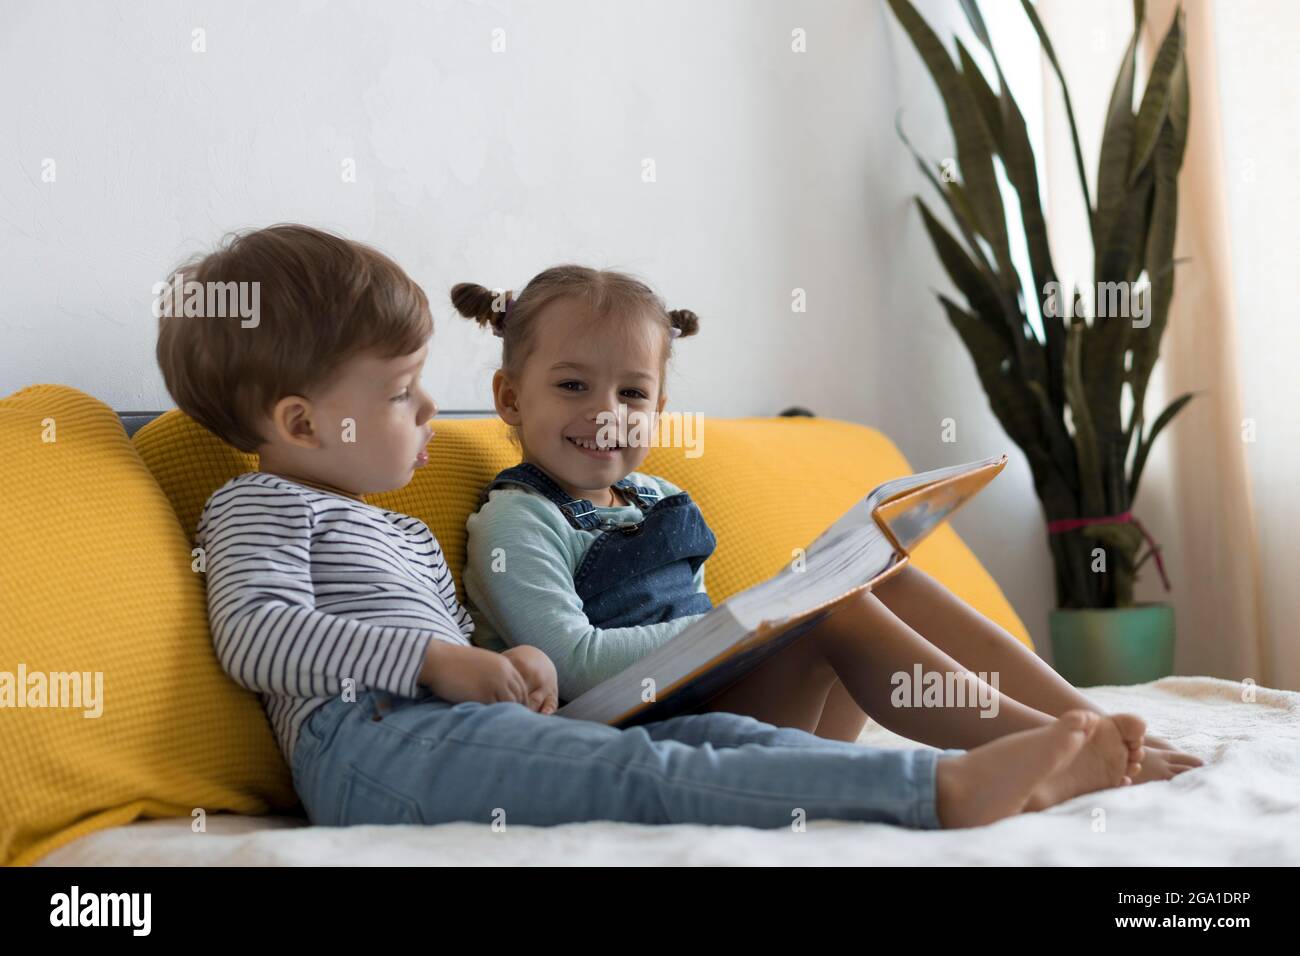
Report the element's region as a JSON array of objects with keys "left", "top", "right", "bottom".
[{"left": 565, "top": 433, "right": 625, "bottom": 460}]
